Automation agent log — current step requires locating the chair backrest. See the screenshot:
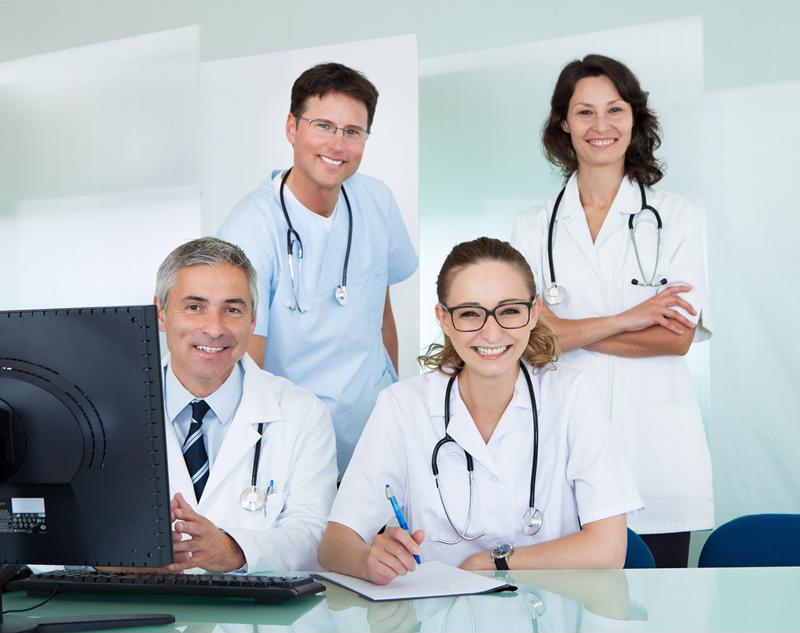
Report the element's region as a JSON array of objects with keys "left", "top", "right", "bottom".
[
  {"left": 625, "top": 528, "right": 656, "bottom": 569},
  {"left": 698, "top": 513, "right": 800, "bottom": 567}
]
